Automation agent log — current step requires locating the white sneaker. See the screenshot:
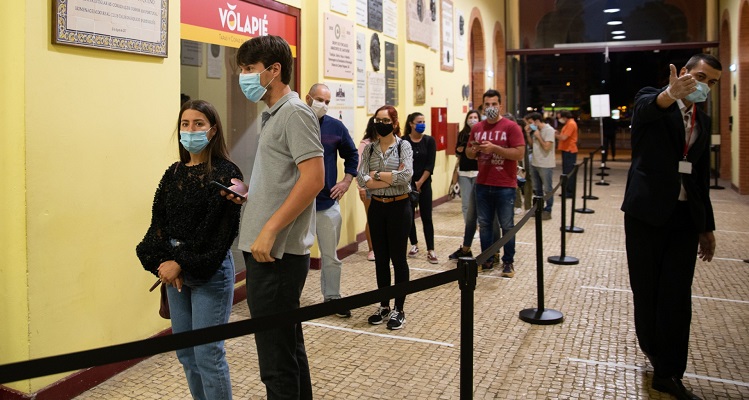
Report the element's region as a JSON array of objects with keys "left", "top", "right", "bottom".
[
  {"left": 367, "top": 250, "right": 375, "bottom": 261},
  {"left": 408, "top": 245, "right": 419, "bottom": 257},
  {"left": 514, "top": 207, "right": 523, "bottom": 215}
]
